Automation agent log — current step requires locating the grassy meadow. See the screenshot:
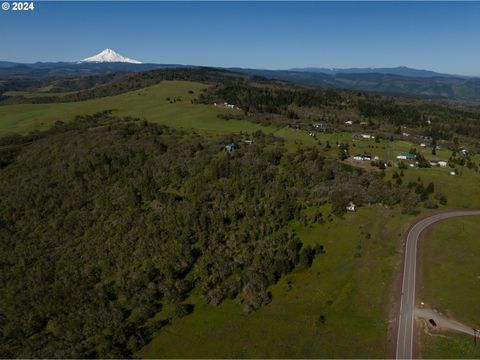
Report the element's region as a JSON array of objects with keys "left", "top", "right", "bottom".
[
  {"left": 398, "top": 167, "right": 480, "bottom": 208},
  {"left": 138, "top": 205, "right": 415, "bottom": 358},
  {"left": 420, "top": 332, "right": 480, "bottom": 359},
  {"left": 0, "top": 81, "right": 316, "bottom": 148},
  {"left": 419, "top": 217, "right": 480, "bottom": 358}
]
